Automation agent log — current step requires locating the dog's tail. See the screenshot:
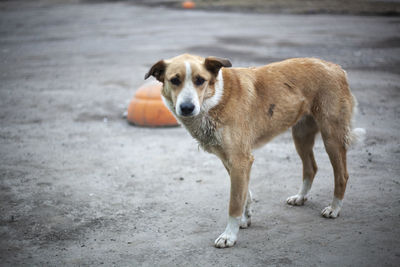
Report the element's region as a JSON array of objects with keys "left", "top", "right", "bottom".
[
  {"left": 346, "top": 93, "right": 366, "bottom": 148},
  {"left": 348, "top": 127, "right": 366, "bottom": 147}
]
